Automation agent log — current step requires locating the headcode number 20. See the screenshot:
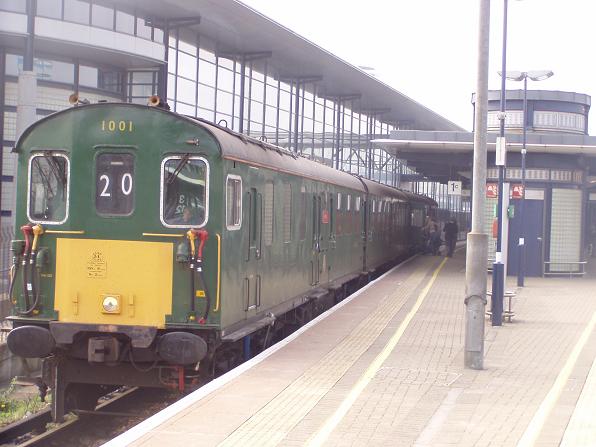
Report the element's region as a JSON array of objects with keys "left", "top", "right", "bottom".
[{"left": 99, "top": 173, "right": 133, "bottom": 197}]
